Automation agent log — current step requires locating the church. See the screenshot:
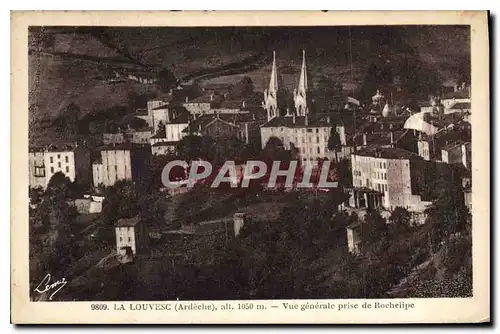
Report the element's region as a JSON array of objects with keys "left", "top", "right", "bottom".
[{"left": 260, "top": 50, "right": 348, "bottom": 166}]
